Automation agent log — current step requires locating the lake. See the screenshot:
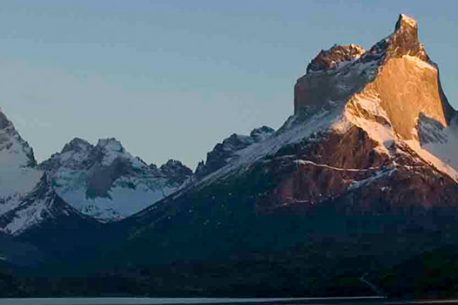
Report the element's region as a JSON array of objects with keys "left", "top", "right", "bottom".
[{"left": 0, "top": 297, "right": 456, "bottom": 305}]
